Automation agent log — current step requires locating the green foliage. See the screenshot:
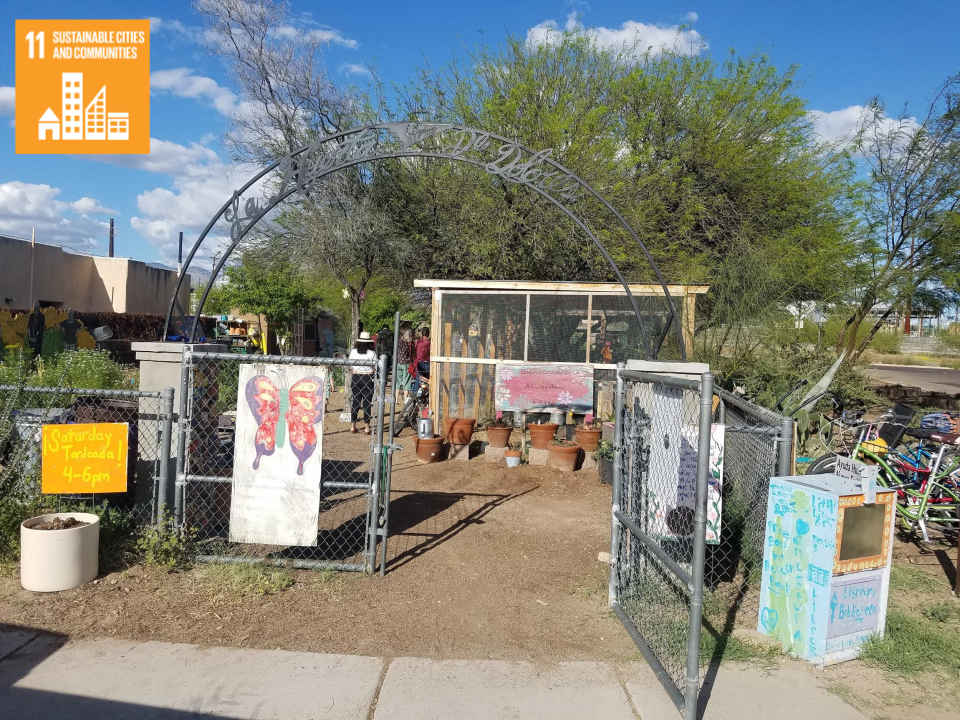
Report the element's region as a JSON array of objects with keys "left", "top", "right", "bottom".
[
  {"left": 222, "top": 254, "right": 317, "bottom": 342},
  {"left": 860, "top": 605, "right": 960, "bottom": 677},
  {"left": 0, "top": 349, "right": 126, "bottom": 390},
  {"left": 595, "top": 439, "right": 614, "bottom": 461},
  {"left": 136, "top": 515, "right": 196, "bottom": 570},
  {"left": 713, "top": 342, "right": 879, "bottom": 412},
  {"left": 200, "top": 561, "right": 295, "bottom": 595},
  {"left": 923, "top": 601, "right": 960, "bottom": 624}
]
